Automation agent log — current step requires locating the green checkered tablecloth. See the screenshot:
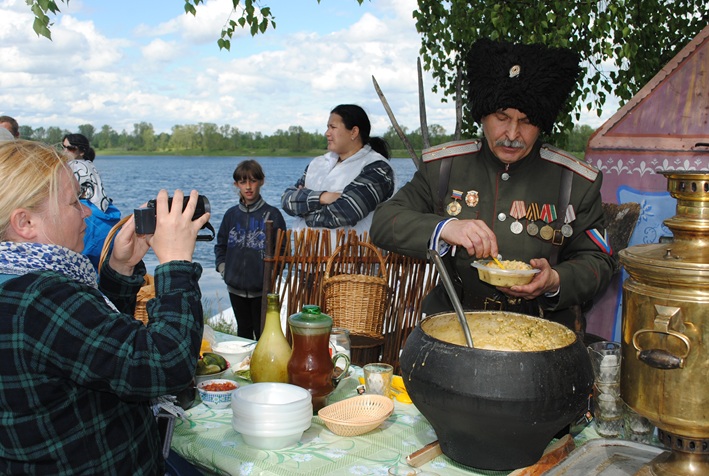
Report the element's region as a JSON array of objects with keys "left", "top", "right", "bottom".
[{"left": 170, "top": 370, "right": 600, "bottom": 476}]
